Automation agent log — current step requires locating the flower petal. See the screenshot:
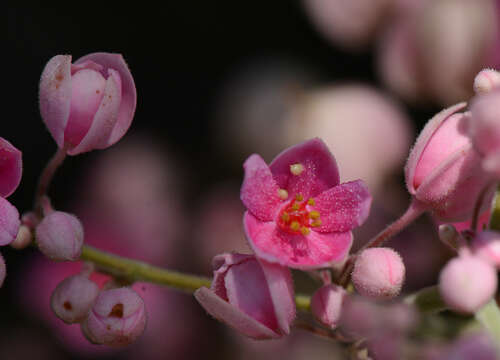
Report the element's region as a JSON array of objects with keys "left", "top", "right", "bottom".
[
  {"left": 312, "top": 180, "right": 372, "bottom": 233},
  {"left": 243, "top": 212, "right": 352, "bottom": 269},
  {"left": 269, "top": 138, "right": 340, "bottom": 199},
  {"left": 194, "top": 287, "right": 280, "bottom": 340},
  {"left": 39, "top": 55, "right": 72, "bottom": 148},
  {"left": 211, "top": 253, "right": 254, "bottom": 300},
  {"left": 0, "top": 197, "right": 20, "bottom": 246},
  {"left": 74, "top": 53, "right": 137, "bottom": 148},
  {"left": 241, "top": 154, "right": 282, "bottom": 221},
  {"left": 0, "top": 138, "right": 22, "bottom": 198}
]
